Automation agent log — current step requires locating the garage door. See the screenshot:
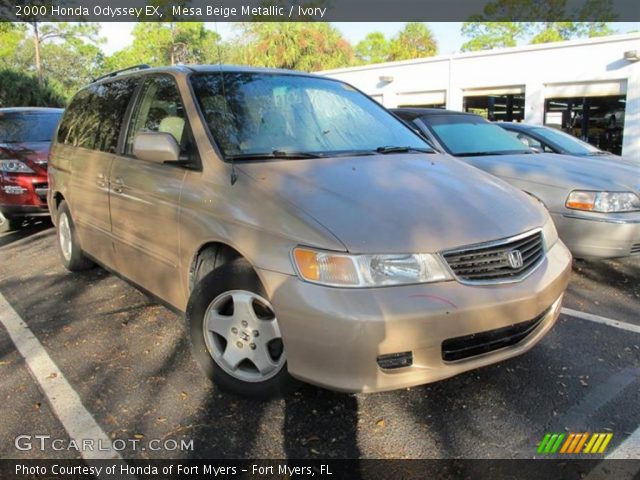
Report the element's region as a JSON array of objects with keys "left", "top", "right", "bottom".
[
  {"left": 396, "top": 90, "right": 446, "bottom": 107},
  {"left": 545, "top": 80, "right": 627, "bottom": 98}
]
